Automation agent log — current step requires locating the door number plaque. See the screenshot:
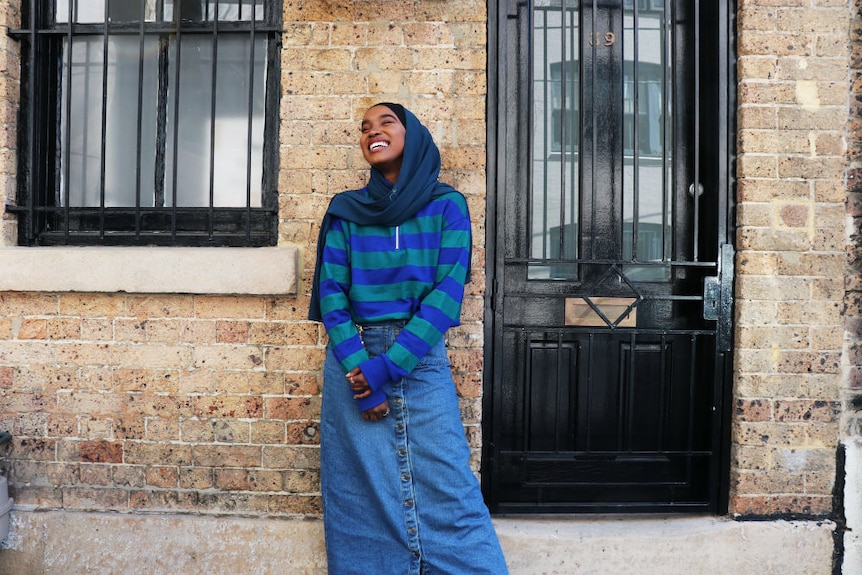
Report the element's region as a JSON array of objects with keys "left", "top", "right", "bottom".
[{"left": 565, "top": 297, "right": 637, "bottom": 328}]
